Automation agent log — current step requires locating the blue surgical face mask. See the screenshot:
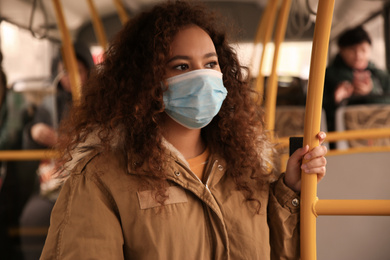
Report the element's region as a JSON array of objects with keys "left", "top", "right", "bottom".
[{"left": 162, "top": 69, "right": 228, "bottom": 129}]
